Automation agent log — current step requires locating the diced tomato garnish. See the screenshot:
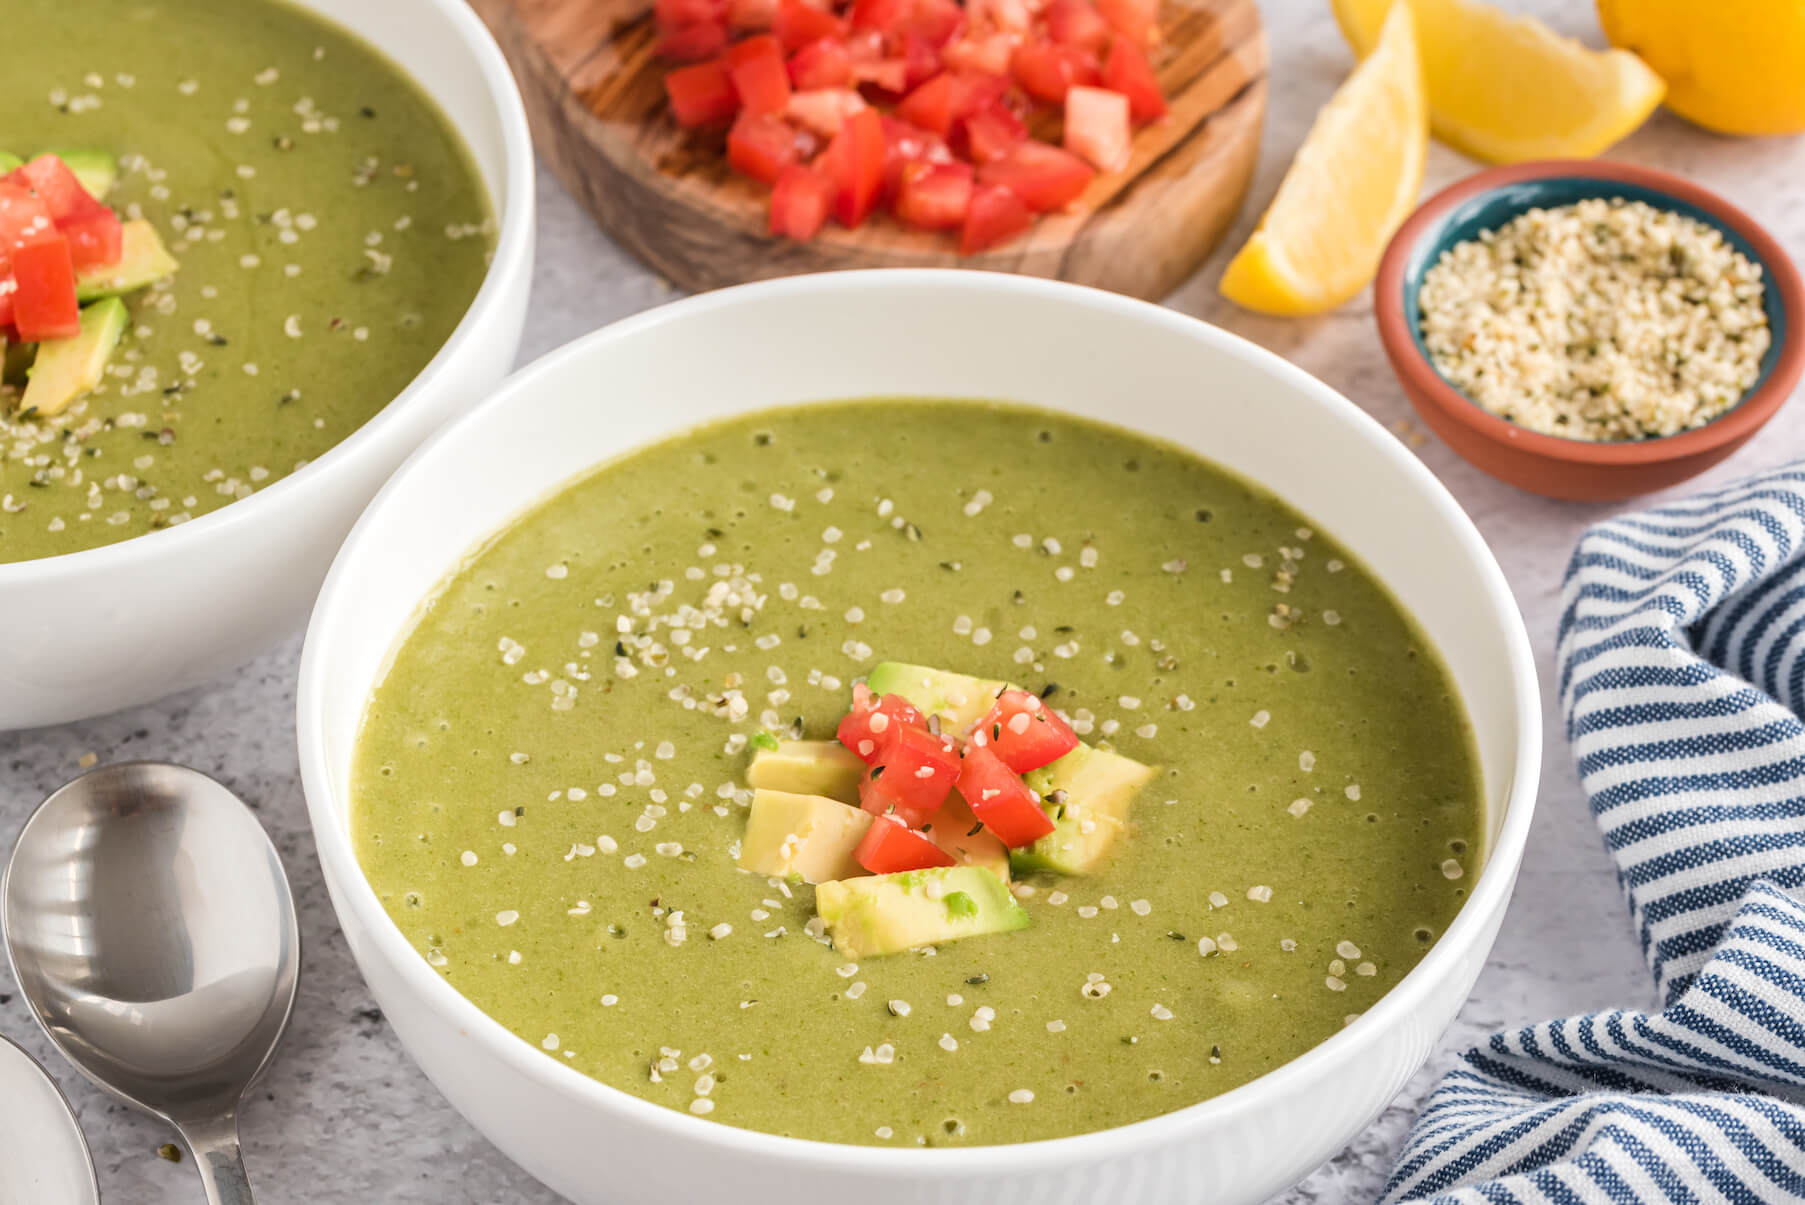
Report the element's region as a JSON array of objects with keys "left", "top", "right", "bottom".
[
  {"left": 1103, "top": 37, "right": 1166, "bottom": 121},
  {"left": 658, "top": 22, "right": 730, "bottom": 60},
  {"left": 855, "top": 813, "right": 956, "bottom": 874},
  {"left": 880, "top": 115, "right": 953, "bottom": 199},
  {"left": 727, "top": 0, "right": 778, "bottom": 29},
  {"left": 665, "top": 58, "right": 740, "bottom": 126},
  {"left": 821, "top": 106, "right": 886, "bottom": 227},
  {"left": 974, "top": 689, "right": 1080, "bottom": 773},
  {"left": 728, "top": 38, "right": 793, "bottom": 115},
  {"left": 977, "top": 140, "right": 1094, "bottom": 211},
  {"left": 727, "top": 113, "right": 802, "bottom": 183},
  {"left": 1010, "top": 39, "right": 1076, "bottom": 104},
  {"left": 1064, "top": 84, "right": 1131, "bottom": 171},
  {"left": 910, "top": 0, "right": 965, "bottom": 45},
  {"left": 896, "top": 73, "right": 955, "bottom": 134},
  {"left": 895, "top": 160, "right": 972, "bottom": 230},
  {"left": 769, "top": 164, "right": 834, "bottom": 239},
  {"left": 836, "top": 684, "right": 929, "bottom": 763},
  {"left": 0, "top": 184, "right": 57, "bottom": 252},
  {"left": 956, "top": 742, "right": 1056, "bottom": 847},
  {"left": 1096, "top": 0, "right": 1157, "bottom": 46},
  {"left": 11, "top": 235, "right": 80, "bottom": 342},
  {"left": 960, "top": 101, "right": 1027, "bottom": 163},
  {"left": 775, "top": 0, "right": 844, "bottom": 50},
  {"left": 0, "top": 286, "right": 14, "bottom": 331},
  {"left": 60, "top": 204, "right": 123, "bottom": 269},
  {"left": 788, "top": 37, "right": 854, "bottom": 89},
  {"left": 859, "top": 724, "right": 963, "bottom": 819},
  {"left": 1046, "top": 0, "right": 1111, "bottom": 53},
  {"left": 960, "top": 182, "right": 1034, "bottom": 253},
  {"left": 786, "top": 87, "right": 868, "bottom": 136},
  {"left": 851, "top": 0, "right": 912, "bottom": 35},
  {"left": 15, "top": 156, "right": 95, "bottom": 221}
]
